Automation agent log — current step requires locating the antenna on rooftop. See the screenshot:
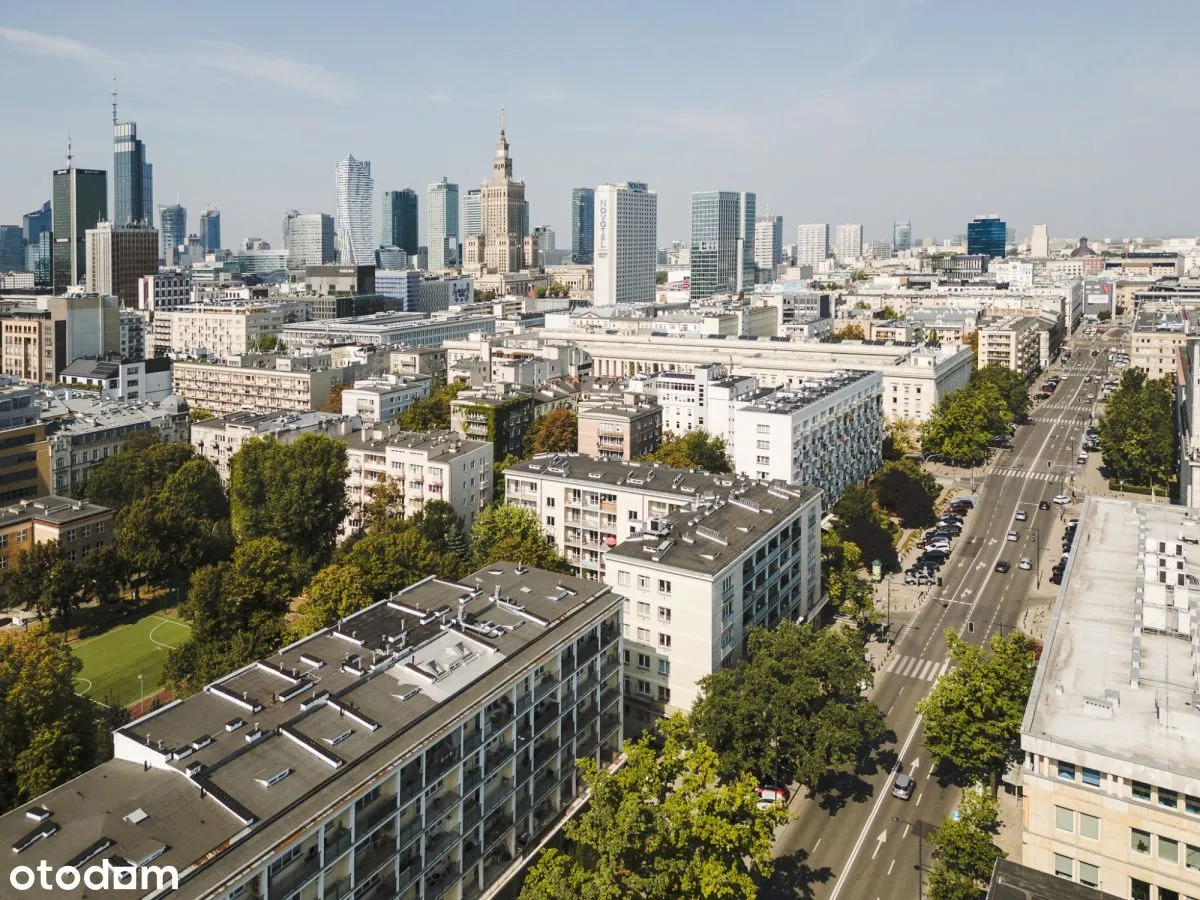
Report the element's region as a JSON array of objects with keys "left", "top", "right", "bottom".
[
  {"left": 112, "top": 75, "right": 118, "bottom": 126},
  {"left": 66, "top": 133, "right": 73, "bottom": 166}
]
